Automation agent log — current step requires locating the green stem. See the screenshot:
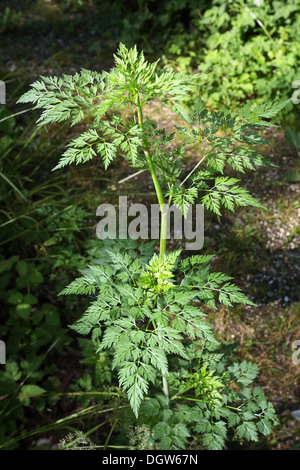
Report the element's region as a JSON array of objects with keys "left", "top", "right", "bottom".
[
  {"left": 136, "top": 96, "right": 169, "bottom": 400},
  {"left": 136, "top": 98, "right": 167, "bottom": 260},
  {"left": 104, "top": 419, "right": 118, "bottom": 450}
]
